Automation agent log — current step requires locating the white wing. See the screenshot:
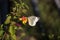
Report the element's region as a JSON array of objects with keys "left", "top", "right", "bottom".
[{"left": 28, "top": 16, "right": 40, "bottom": 26}]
